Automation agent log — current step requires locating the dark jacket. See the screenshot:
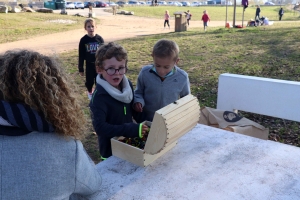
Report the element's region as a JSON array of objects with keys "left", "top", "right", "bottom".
[
  {"left": 89, "top": 80, "right": 145, "bottom": 158},
  {"left": 279, "top": 8, "right": 284, "bottom": 15},
  {"left": 78, "top": 34, "right": 104, "bottom": 73},
  {"left": 256, "top": 7, "right": 260, "bottom": 15}
]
